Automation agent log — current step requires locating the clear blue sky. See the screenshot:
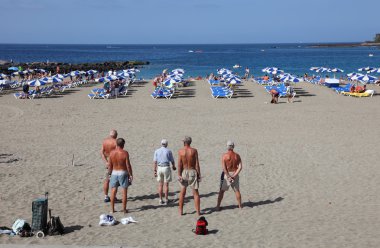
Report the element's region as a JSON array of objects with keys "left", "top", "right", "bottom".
[{"left": 1, "top": 0, "right": 379, "bottom": 44}]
